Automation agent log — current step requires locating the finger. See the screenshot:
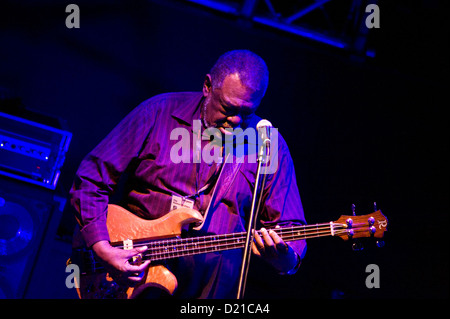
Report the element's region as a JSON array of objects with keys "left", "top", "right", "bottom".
[
  {"left": 128, "top": 272, "right": 145, "bottom": 282},
  {"left": 124, "top": 246, "right": 148, "bottom": 264},
  {"left": 260, "top": 228, "right": 277, "bottom": 258},
  {"left": 123, "top": 260, "right": 150, "bottom": 286},
  {"left": 261, "top": 228, "right": 275, "bottom": 249},
  {"left": 269, "top": 229, "right": 289, "bottom": 254},
  {"left": 126, "top": 245, "right": 148, "bottom": 258},
  {"left": 251, "top": 242, "right": 261, "bottom": 256},
  {"left": 126, "top": 271, "right": 147, "bottom": 287},
  {"left": 253, "top": 229, "right": 264, "bottom": 251},
  {"left": 136, "top": 245, "right": 148, "bottom": 253},
  {"left": 126, "top": 259, "right": 151, "bottom": 273},
  {"left": 268, "top": 229, "right": 284, "bottom": 246}
]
